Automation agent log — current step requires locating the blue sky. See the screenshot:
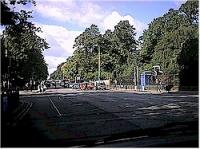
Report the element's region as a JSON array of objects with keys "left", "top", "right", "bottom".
[{"left": 2, "top": 0, "right": 186, "bottom": 75}]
